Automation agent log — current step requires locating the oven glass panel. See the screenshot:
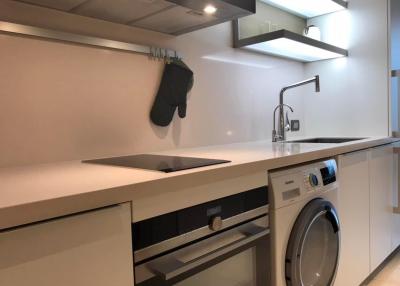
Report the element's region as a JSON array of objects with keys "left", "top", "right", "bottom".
[{"left": 175, "top": 241, "right": 268, "bottom": 286}]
